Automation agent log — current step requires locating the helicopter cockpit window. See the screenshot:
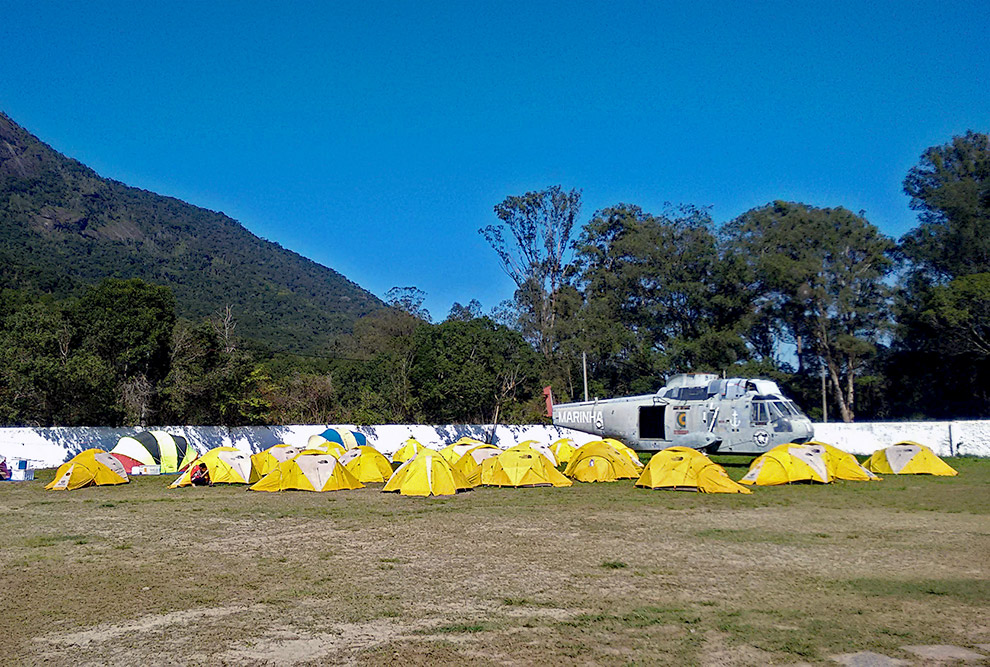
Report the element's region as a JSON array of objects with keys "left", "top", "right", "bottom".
[
  {"left": 751, "top": 402, "right": 769, "bottom": 424},
  {"left": 768, "top": 402, "right": 788, "bottom": 419}
]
